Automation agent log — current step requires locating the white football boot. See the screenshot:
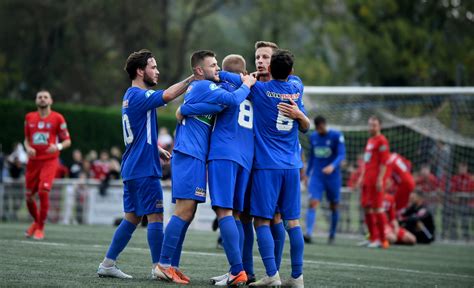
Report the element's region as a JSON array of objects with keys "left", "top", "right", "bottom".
[
  {"left": 249, "top": 271, "right": 281, "bottom": 287},
  {"left": 210, "top": 273, "right": 229, "bottom": 285},
  {"left": 281, "top": 274, "right": 304, "bottom": 288},
  {"left": 97, "top": 263, "right": 132, "bottom": 279}
]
